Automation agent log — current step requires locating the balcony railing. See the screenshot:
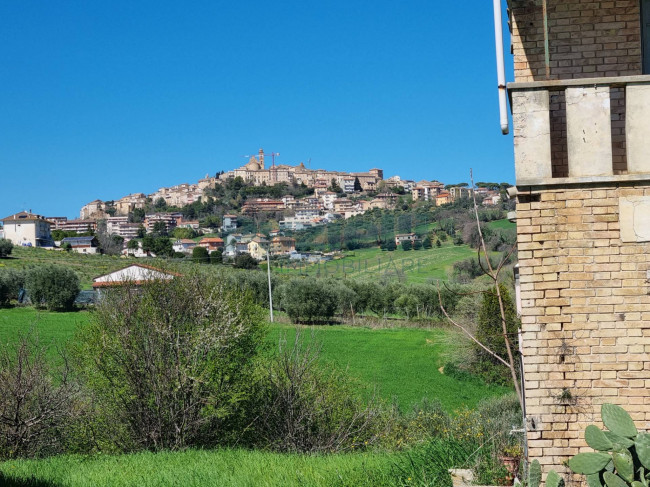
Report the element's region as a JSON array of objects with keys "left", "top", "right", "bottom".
[{"left": 508, "top": 75, "right": 650, "bottom": 186}]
